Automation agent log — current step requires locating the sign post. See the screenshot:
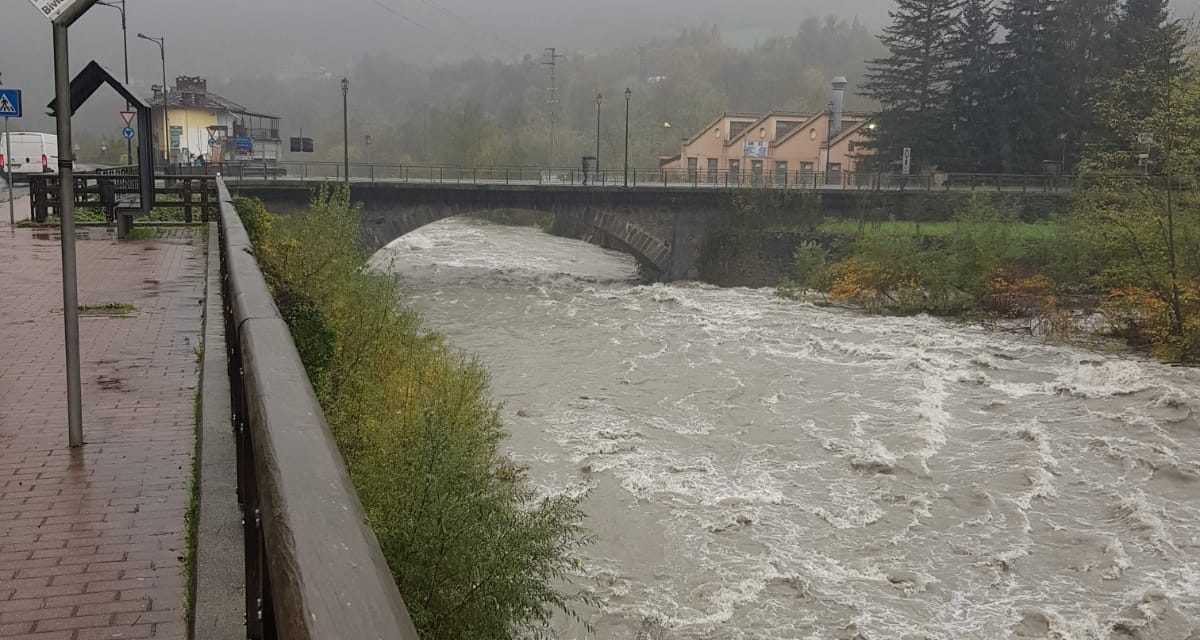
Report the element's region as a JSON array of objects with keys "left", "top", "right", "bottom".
[
  {"left": 28, "top": 0, "right": 102, "bottom": 448},
  {"left": 0, "top": 87, "right": 21, "bottom": 226},
  {"left": 902, "top": 147, "right": 912, "bottom": 176}
]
